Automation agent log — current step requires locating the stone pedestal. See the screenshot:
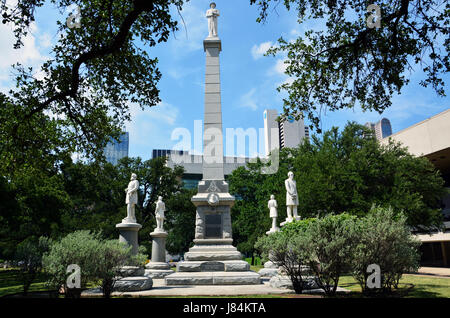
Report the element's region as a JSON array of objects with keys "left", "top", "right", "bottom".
[
  {"left": 258, "top": 260, "right": 279, "bottom": 278},
  {"left": 116, "top": 221, "right": 142, "bottom": 255},
  {"left": 165, "top": 238, "right": 260, "bottom": 285},
  {"left": 144, "top": 230, "right": 174, "bottom": 278},
  {"left": 114, "top": 222, "right": 153, "bottom": 292},
  {"left": 165, "top": 180, "right": 260, "bottom": 285}
]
